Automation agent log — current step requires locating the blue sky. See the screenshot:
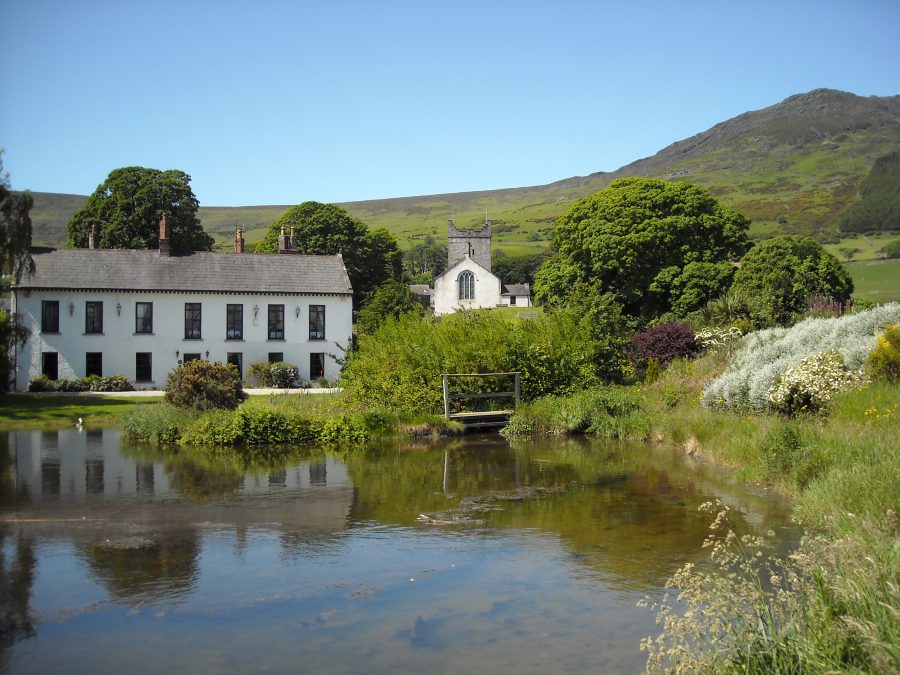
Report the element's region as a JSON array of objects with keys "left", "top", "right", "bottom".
[{"left": 1, "top": 0, "right": 898, "bottom": 206}]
